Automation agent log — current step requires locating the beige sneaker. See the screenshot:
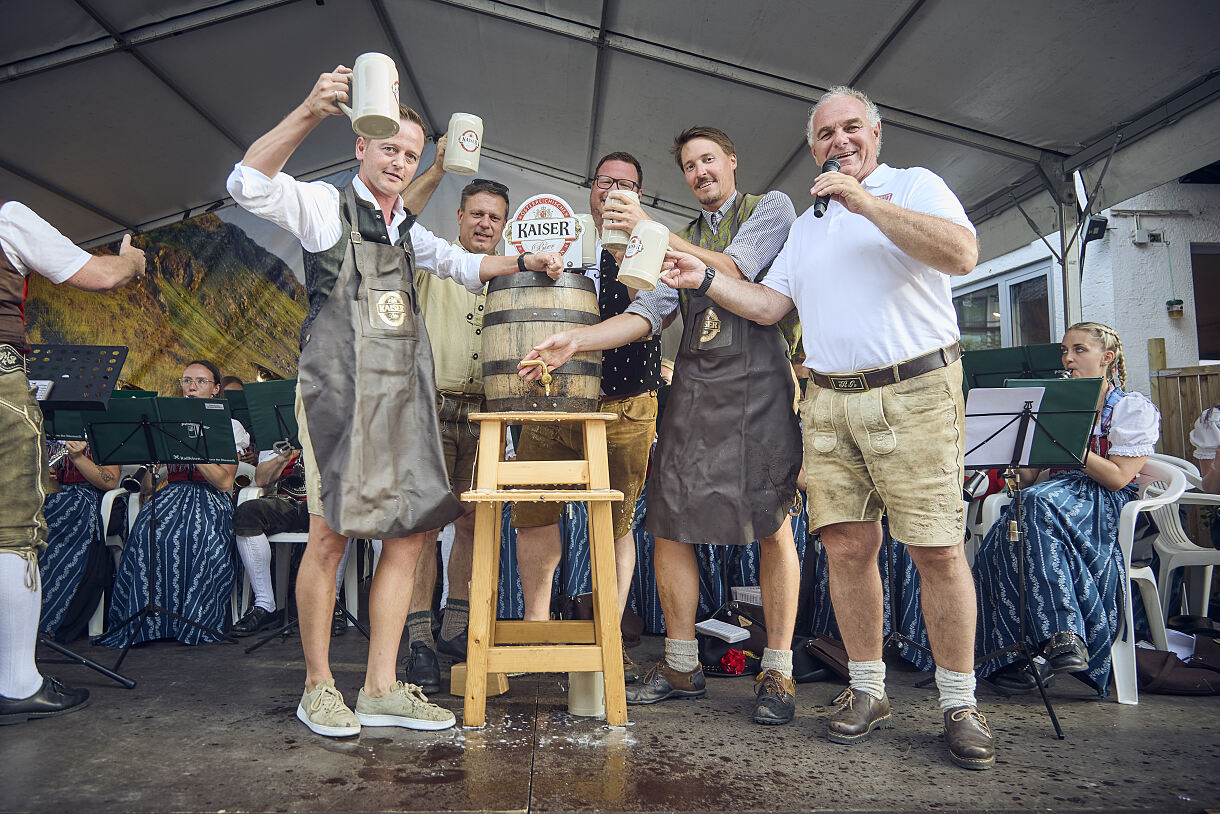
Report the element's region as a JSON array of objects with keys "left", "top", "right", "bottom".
[
  {"left": 355, "top": 681, "right": 456, "bottom": 730},
  {"left": 296, "top": 679, "right": 360, "bottom": 738}
]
